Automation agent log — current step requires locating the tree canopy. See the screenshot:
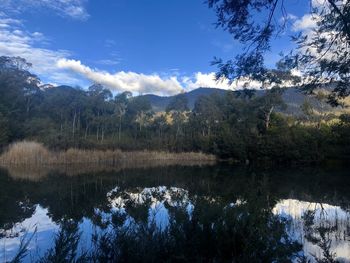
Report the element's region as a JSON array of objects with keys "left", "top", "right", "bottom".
[
  {"left": 0, "top": 56, "right": 350, "bottom": 163},
  {"left": 208, "top": 0, "right": 350, "bottom": 105}
]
